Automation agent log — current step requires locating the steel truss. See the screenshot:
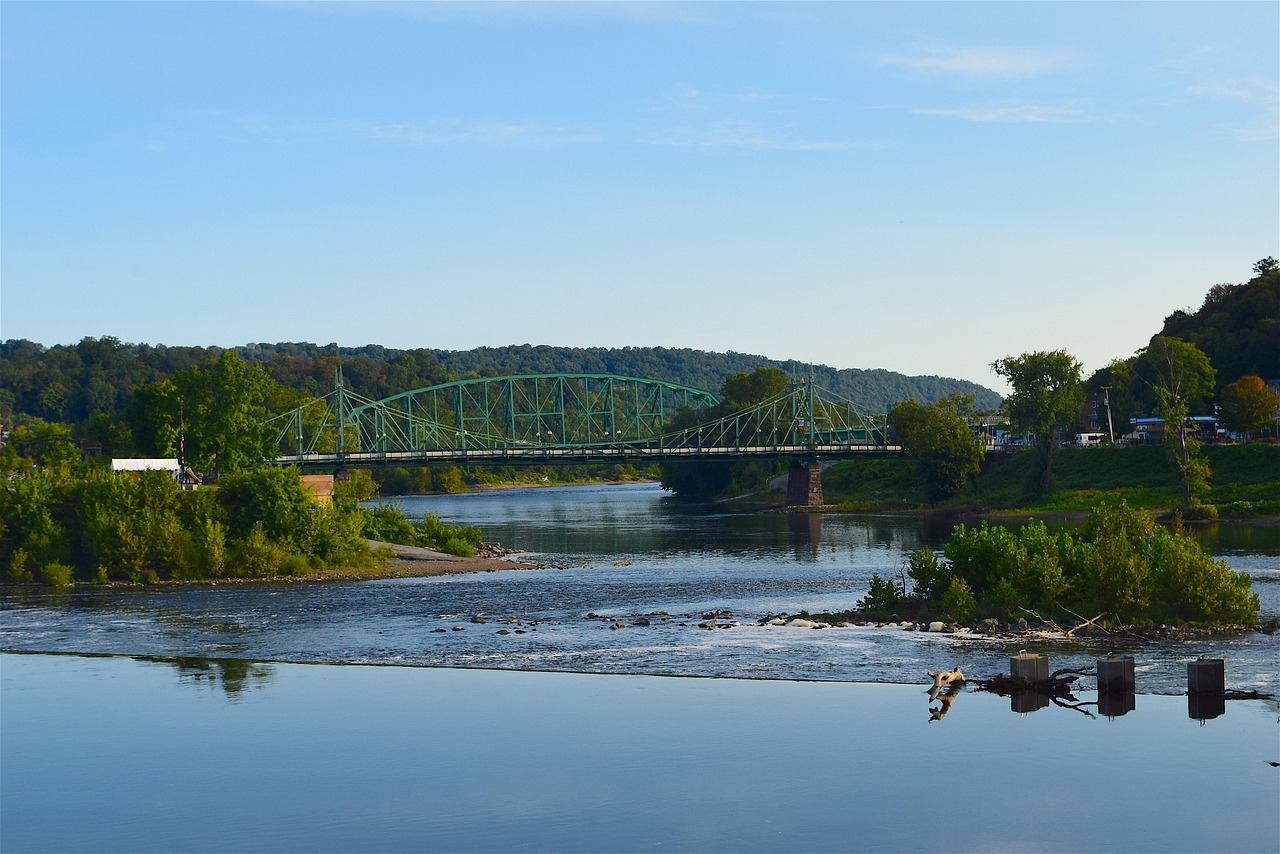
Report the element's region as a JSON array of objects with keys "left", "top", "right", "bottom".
[{"left": 269, "top": 372, "right": 896, "bottom": 467}]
